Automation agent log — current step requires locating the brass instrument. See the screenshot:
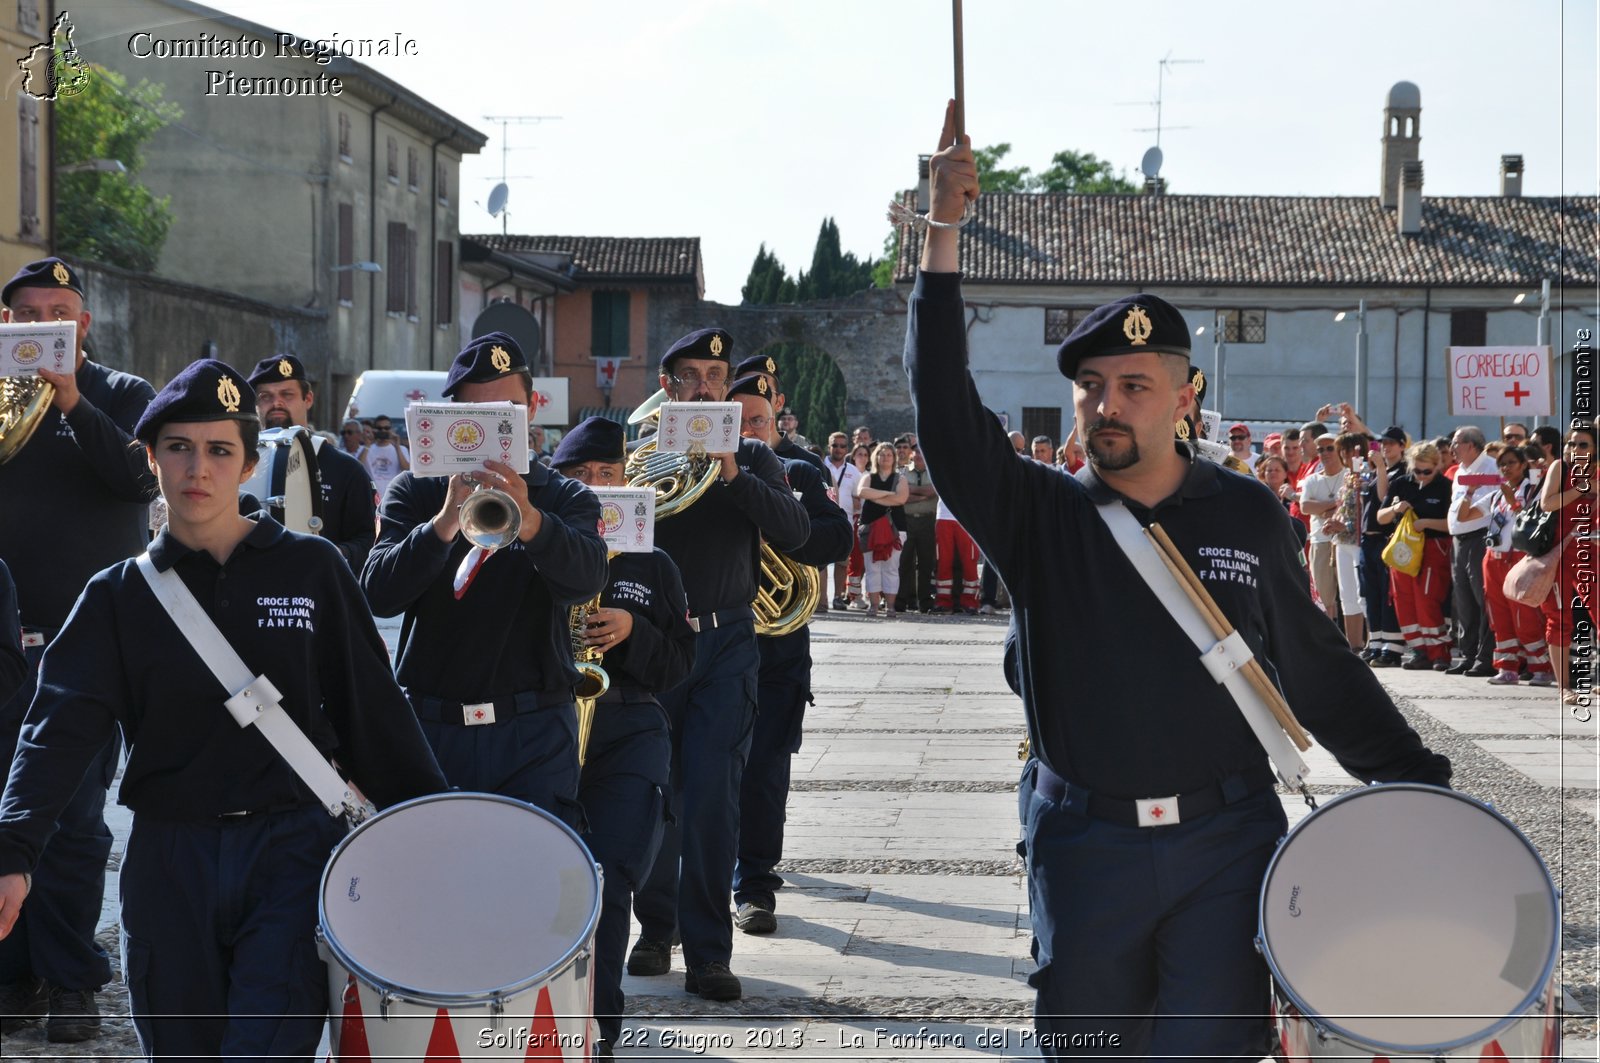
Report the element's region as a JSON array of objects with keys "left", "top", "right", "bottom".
[
  {"left": 460, "top": 484, "right": 522, "bottom": 550},
  {"left": 754, "top": 543, "right": 819, "bottom": 637},
  {"left": 624, "top": 388, "right": 720, "bottom": 519},
  {"left": 570, "top": 552, "right": 620, "bottom": 766},
  {"left": 0, "top": 376, "right": 54, "bottom": 465}
]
